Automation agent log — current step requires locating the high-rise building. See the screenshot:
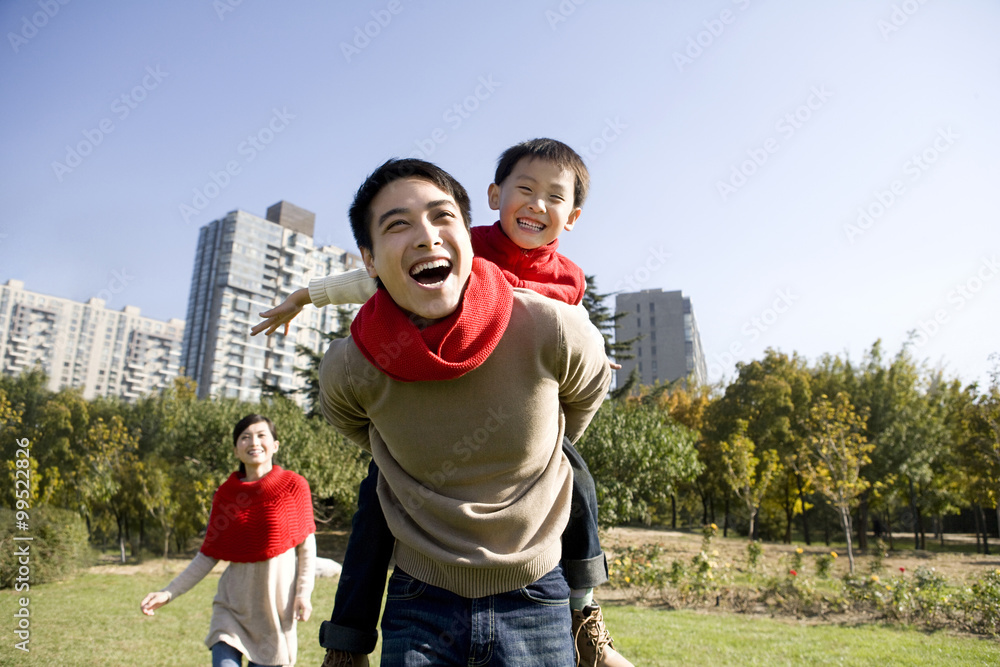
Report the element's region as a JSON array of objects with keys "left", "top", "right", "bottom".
[
  {"left": 181, "top": 201, "right": 362, "bottom": 403},
  {"left": 0, "top": 279, "right": 185, "bottom": 400},
  {"left": 615, "top": 288, "right": 707, "bottom": 389}
]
